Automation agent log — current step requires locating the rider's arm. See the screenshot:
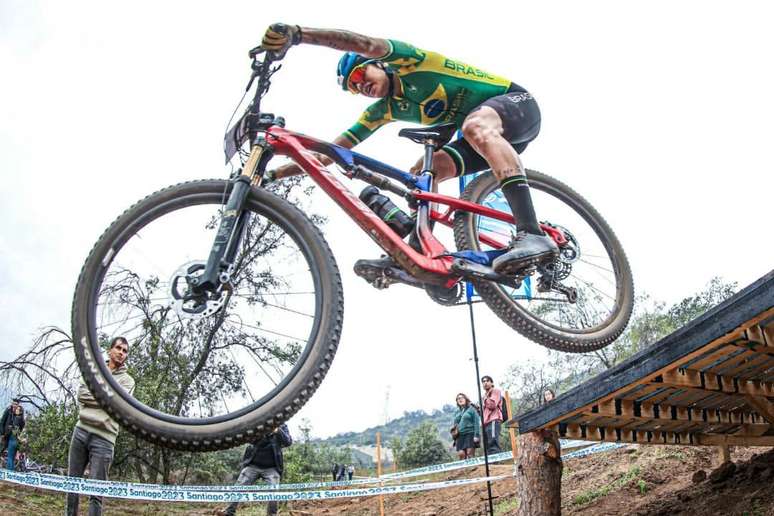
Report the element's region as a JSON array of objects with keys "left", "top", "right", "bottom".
[
  {"left": 298, "top": 27, "right": 390, "bottom": 59},
  {"left": 272, "top": 134, "right": 354, "bottom": 180}
]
